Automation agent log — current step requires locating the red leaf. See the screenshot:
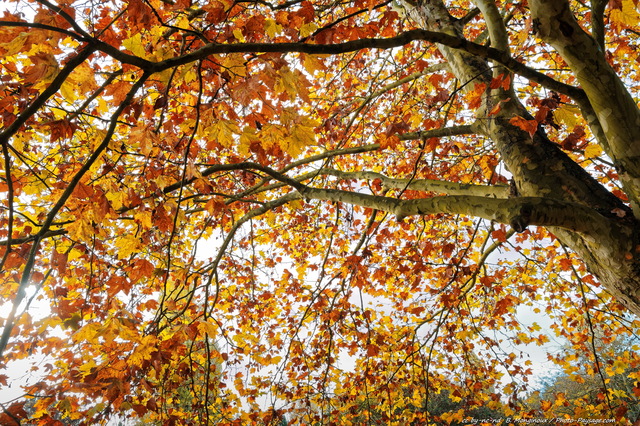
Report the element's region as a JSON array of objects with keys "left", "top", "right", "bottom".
[{"left": 509, "top": 116, "right": 538, "bottom": 136}]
